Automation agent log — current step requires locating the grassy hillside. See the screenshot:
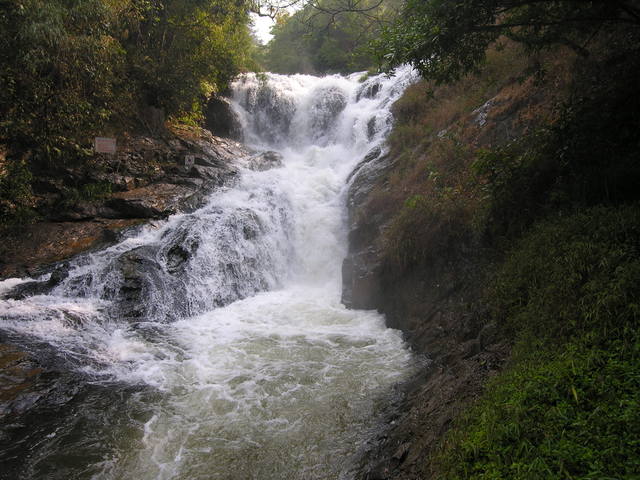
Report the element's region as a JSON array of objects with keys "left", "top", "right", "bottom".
[{"left": 369, "top": 35, "right": 640, "bottom": 478}]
